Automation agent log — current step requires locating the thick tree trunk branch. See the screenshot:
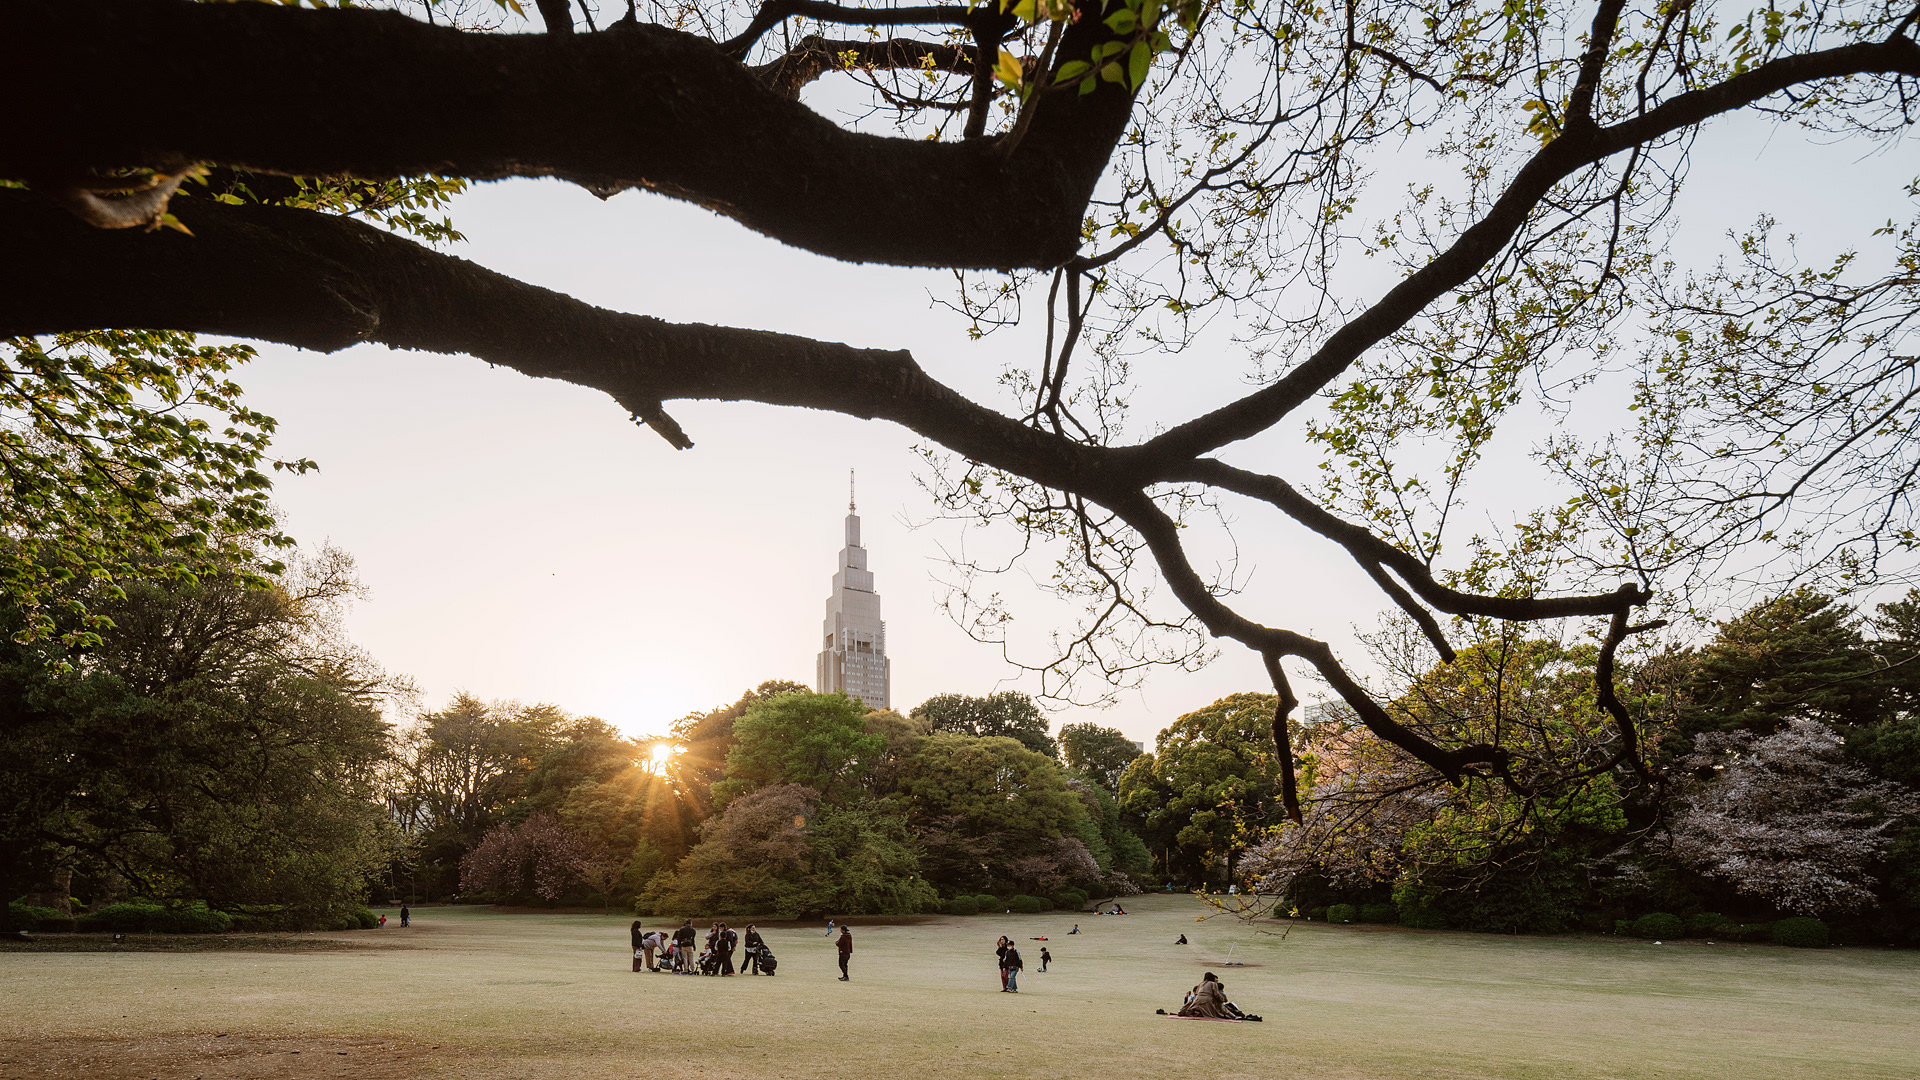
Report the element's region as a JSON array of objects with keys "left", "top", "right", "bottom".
[
  {"left": 0, "top": 191, "right": 1127, "bottom": 487},
  {"left": 2, "top": 0, "right": 1136, "bottom": 270},
  {"left": 753, "top": 35, "right": 977, "bottom": 99},
  {"left": 1139, "top": 36, "right": 1920, "bottom": 460},
  {"left": 533, "top": 0, "right": 575, "bottom": 34},
  {"left": 721, "top": 0, "right": 979, "bottom": 56}
]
